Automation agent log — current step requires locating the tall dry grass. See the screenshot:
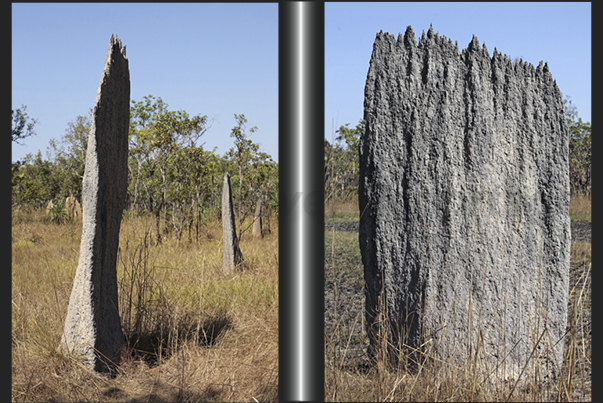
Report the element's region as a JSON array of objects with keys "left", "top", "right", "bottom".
[
  {"left": 12, "top": 208, "right": 278, "bottom": 402},
  {"left": 569, "top": 194, "right": 591, "bottom": 222},
  {"left": 325, "top": 195, "right": 591, "bottom": 402},
  {"left": 325, "top": 197, "right": 360, "bottom": 223}
]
